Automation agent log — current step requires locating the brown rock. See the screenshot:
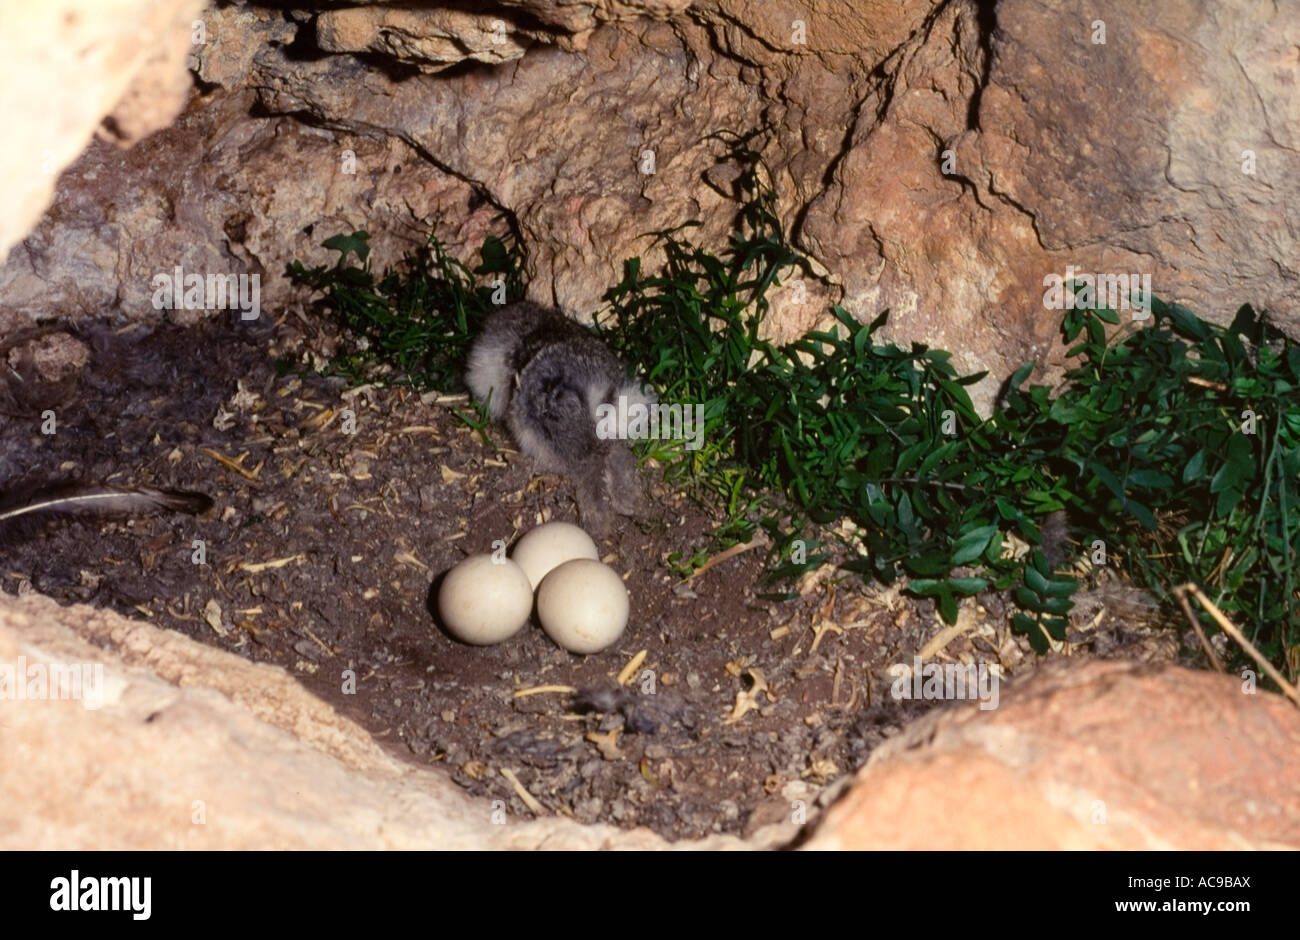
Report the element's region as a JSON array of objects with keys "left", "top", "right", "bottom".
[
  {"left": 0, "top": 327, "right": 90, "bottom": 414},
  {"left": 497, "top": 0, "right": 696, "bottom": 34},
  {"left": 0, "top": 87, "right": 497, "bottom": 334},
  {"left": 803, "top": 661, "right": 1300, "bottom": 850}
]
